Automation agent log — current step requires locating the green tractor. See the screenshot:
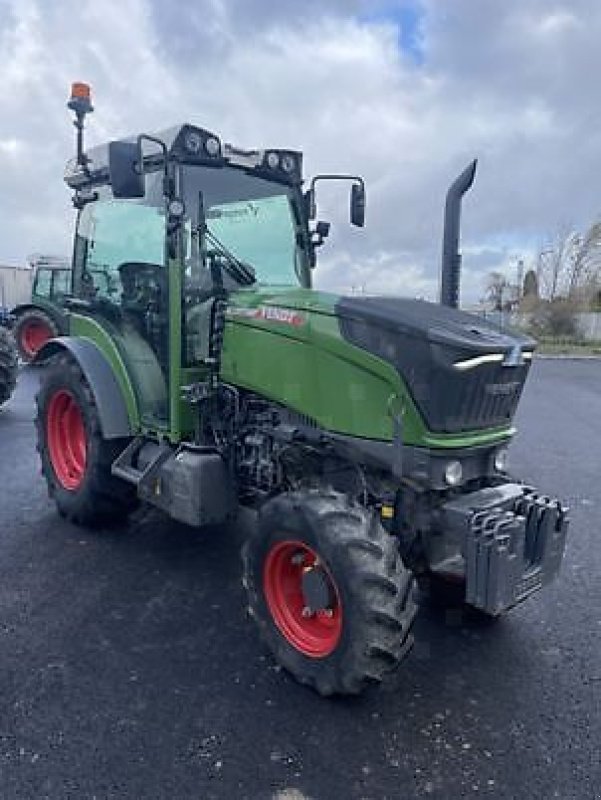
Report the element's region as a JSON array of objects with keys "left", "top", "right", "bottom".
[
  {"left": 35, "top": 83, "right": 568, "bottom": 695},
  {"left": 12, "top": 256, "right": 71, "bottom": 362}
]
